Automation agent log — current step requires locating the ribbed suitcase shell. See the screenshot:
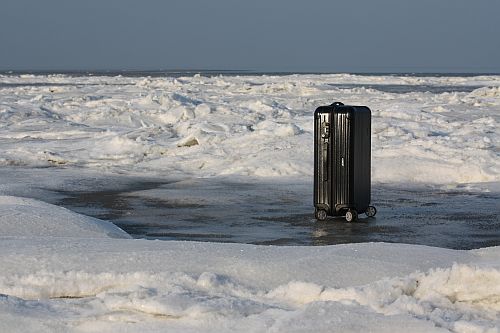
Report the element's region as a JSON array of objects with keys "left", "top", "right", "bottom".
[{"left": 314, "top": 103, "right": 371, "bottom": 216}]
